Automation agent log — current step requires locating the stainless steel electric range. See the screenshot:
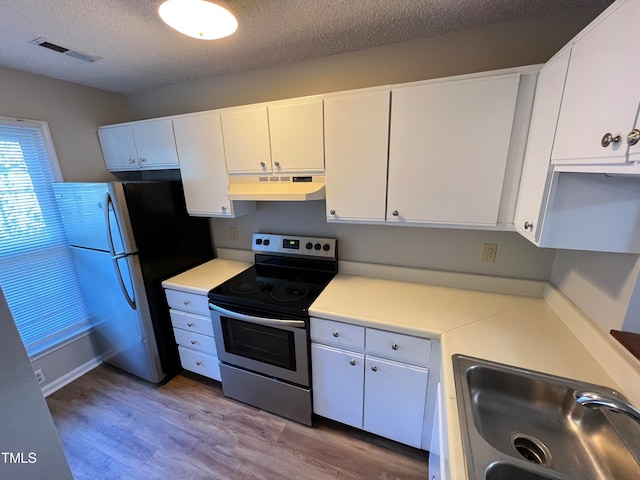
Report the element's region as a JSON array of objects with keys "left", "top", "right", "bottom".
[{"left": 208, "top": 233, "right": 337, "bottom": 426}]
